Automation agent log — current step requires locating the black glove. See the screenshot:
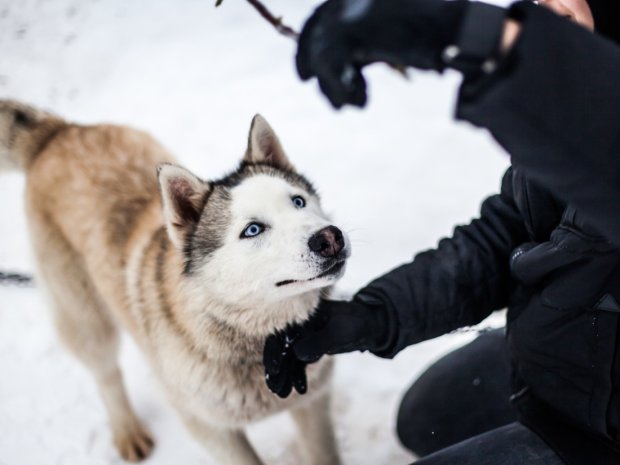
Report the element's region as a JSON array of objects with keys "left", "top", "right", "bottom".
[
  {"left": 263, "top": 295, "right": 394, "bottom": 397},
  {"left": 263, "top": 326, "right": 308, "bottom": 398},
  {"left": 291, "top": 296, "right": 393, "bottom": 362},
  {"left": 296, "top": 0, "right": 469, "bottom": 108}
]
